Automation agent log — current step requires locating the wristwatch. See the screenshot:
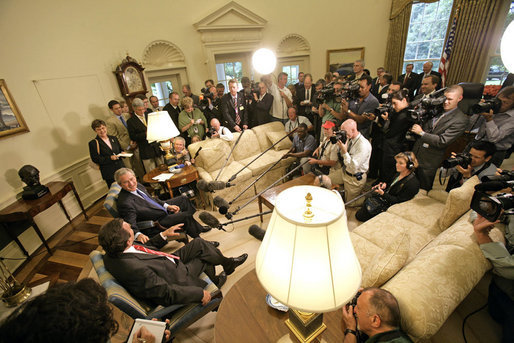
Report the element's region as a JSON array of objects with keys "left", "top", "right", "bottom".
[{"left": 344, "top": 328, "right": 357, "bottom": 336}]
